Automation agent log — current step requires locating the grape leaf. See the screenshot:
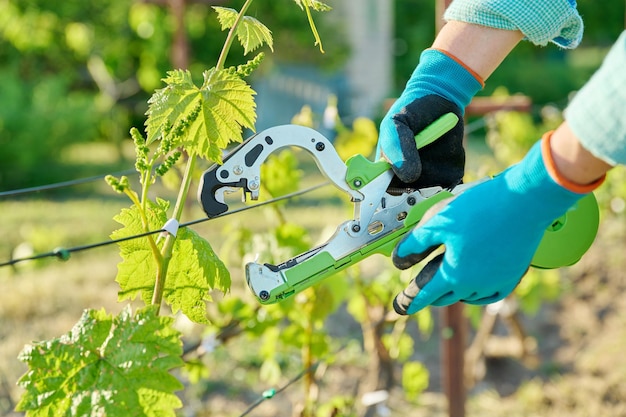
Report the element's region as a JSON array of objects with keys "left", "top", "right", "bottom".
[
  {"left": 16, "top": 305, "right": 184, "bottom": 416},
  {"left": 164, "top": 226, "right": 231, "bottom": 323},
  {"left": 191, "top": 68, "right": 256, "bottom": 161},
  {"left": 145, "top": 70, "right": 196, "bottom": 145},
  {"left": 111, "top": 200, "right": 230, "bottom": 323},
  {"left": 213, "top": 6, "right": 273, "bottom": 54},
  {"left": 145, "top": 68, "right": 256, "bottom": 163}
]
